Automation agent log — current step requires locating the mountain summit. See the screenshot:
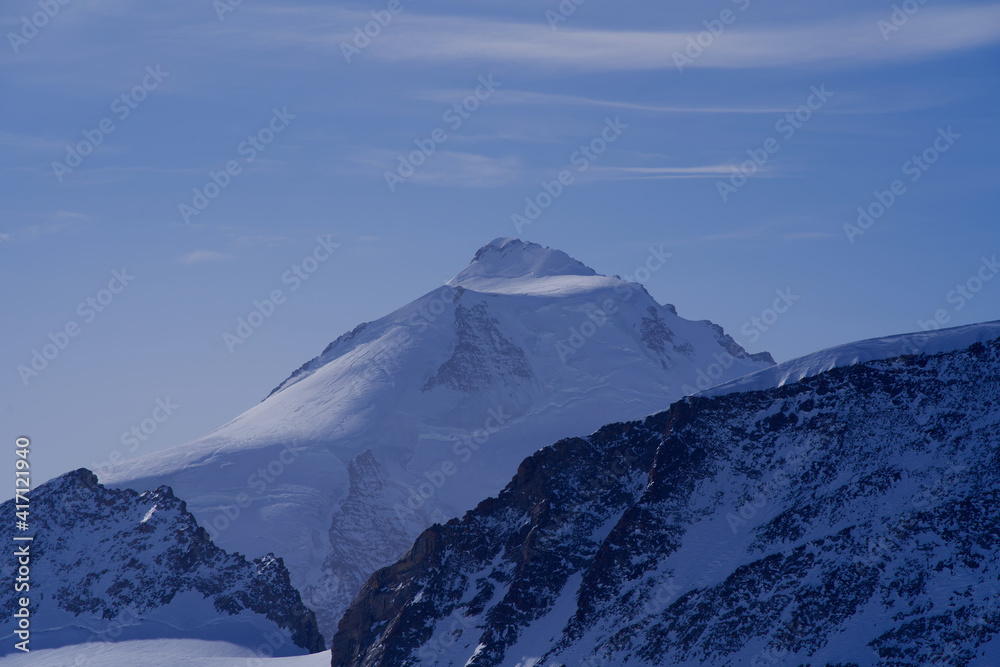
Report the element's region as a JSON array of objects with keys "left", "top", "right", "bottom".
[
  {"left": 448, "top": 238, "right": 597, "bottom": 291},
  {"left": 103, "top": 238, "right": 774, "bottom": 640}
]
